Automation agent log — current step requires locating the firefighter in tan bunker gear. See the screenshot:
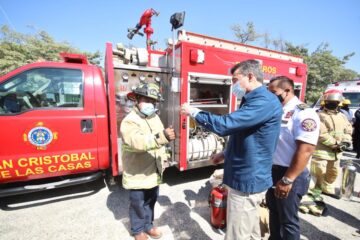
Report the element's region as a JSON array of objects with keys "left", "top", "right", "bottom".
[
  {"left": 121, "top": 82, "right": 175, "bottom": 240},
  {"left": 311, "top": 90, "right": 353, "bottom": 196}
]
